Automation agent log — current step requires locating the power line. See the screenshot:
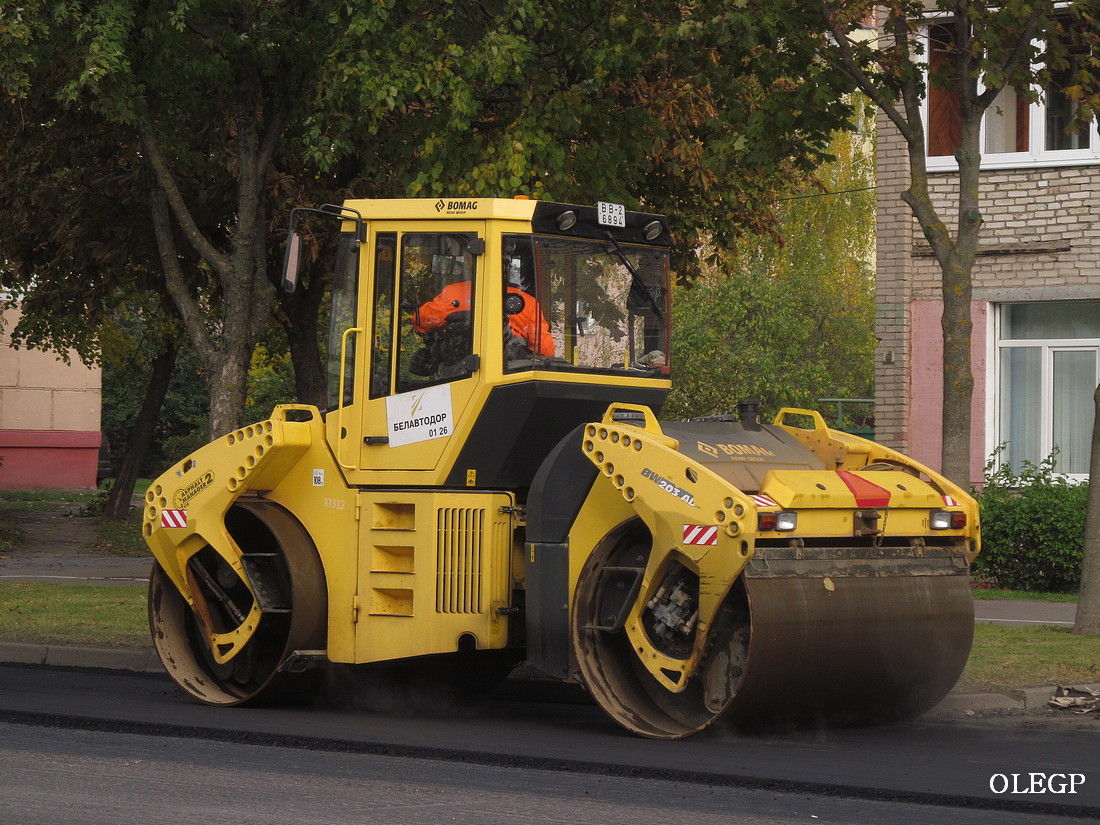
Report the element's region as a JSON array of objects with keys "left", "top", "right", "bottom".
[{"left": 778, "top": 184, "right": 877, "bottom": 202}]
